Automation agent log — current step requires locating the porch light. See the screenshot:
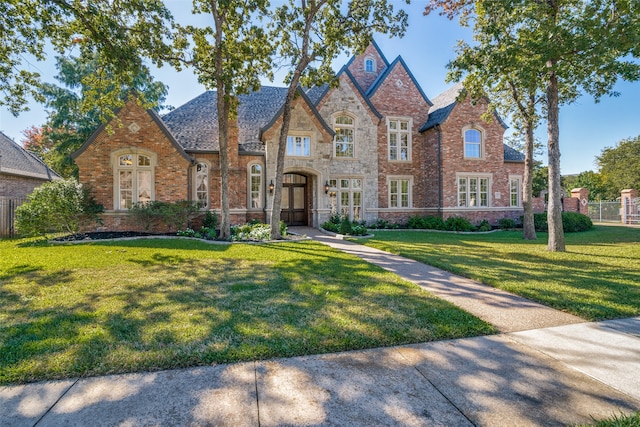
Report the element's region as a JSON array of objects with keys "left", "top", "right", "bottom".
[
  {"left": 269, "top": 180, "right": 275, "bottom": 194},
  {"left": 324, "top": 181, "right": 330, "bottom": 194}
]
